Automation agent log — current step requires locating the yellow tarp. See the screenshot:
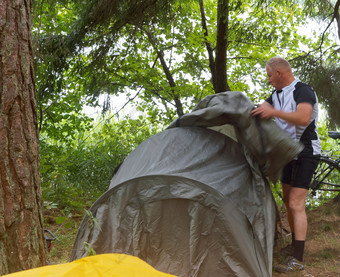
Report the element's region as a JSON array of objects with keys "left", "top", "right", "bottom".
[{"left": 4, "top": 254, "right": 177, "bottom": 277}]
